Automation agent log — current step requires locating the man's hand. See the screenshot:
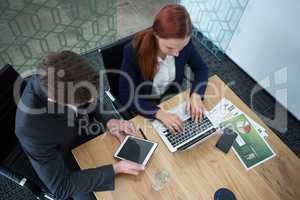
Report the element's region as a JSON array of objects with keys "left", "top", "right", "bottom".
[
  {"left": 186, "top": 92, "right": 205, "bottom": 123},
  {"left": 113, "top": 160, "right": 145, "bottom": 175},
  {"left": 107, "top": 119, "right": 137, "bottom": 143},
  {"left": 155, "top": 109, "right": 183, "bottom": 134}
]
